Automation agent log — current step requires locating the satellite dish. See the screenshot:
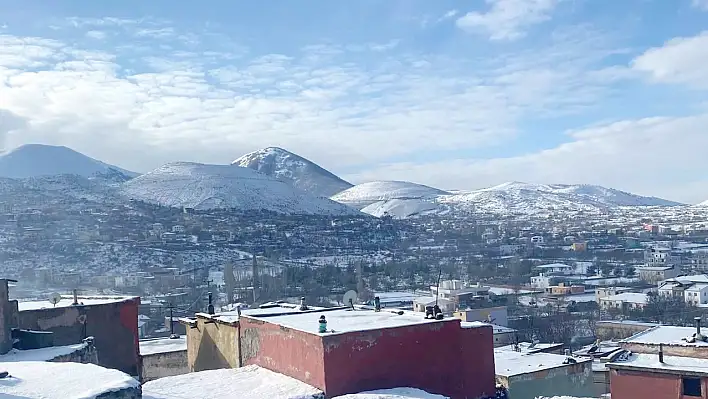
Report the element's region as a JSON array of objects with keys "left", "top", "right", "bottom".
[
  {"left": 343, "top": 290, "right": 358, "bottom": 309},
  {"left": 48, "top": 293, "right": 62, "bottom": 307}
]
